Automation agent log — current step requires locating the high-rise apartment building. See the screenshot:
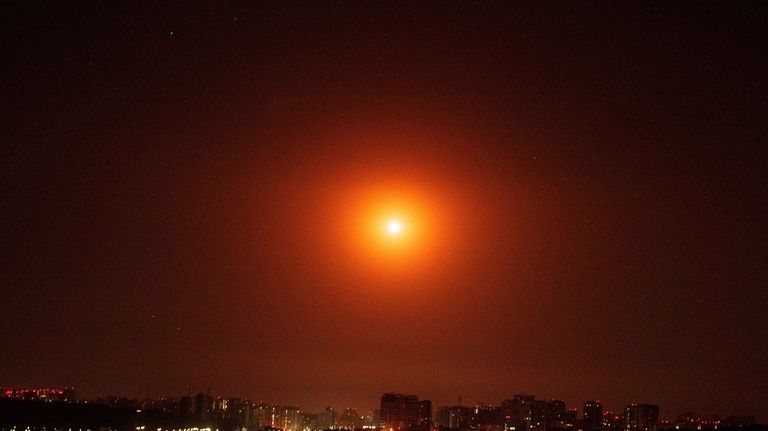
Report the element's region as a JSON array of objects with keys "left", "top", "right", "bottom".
[
  {"left": 625, "top": 404, "right": 659, "bottom": 431},
  {"left": 584, "top": 401, "right": 603, "bottom": 430},
  {"left": 547, "top": 400, "right": 566, "bottom": 429},
  {"left": 501, "top": 395, "right": 535, "bottom": 431},
  {"left": 418, "top": 400, "right": 433, "bottom": 428},
  {"left": 438, "top": 405, "right": 472, "bottom": 429},
  {"left": 532, "top": 400, "right": 548, "bottom": 431},
  {"left": 381, "top": 393, "right": 419, "bottom": 431}
]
